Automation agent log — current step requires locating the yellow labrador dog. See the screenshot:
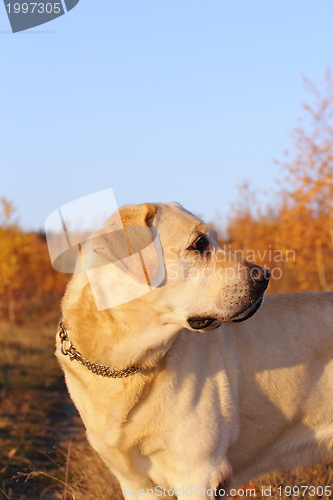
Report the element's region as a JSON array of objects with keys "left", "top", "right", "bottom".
[{"left": 57, "top": 202, "right": 333, "bottom": 499}]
